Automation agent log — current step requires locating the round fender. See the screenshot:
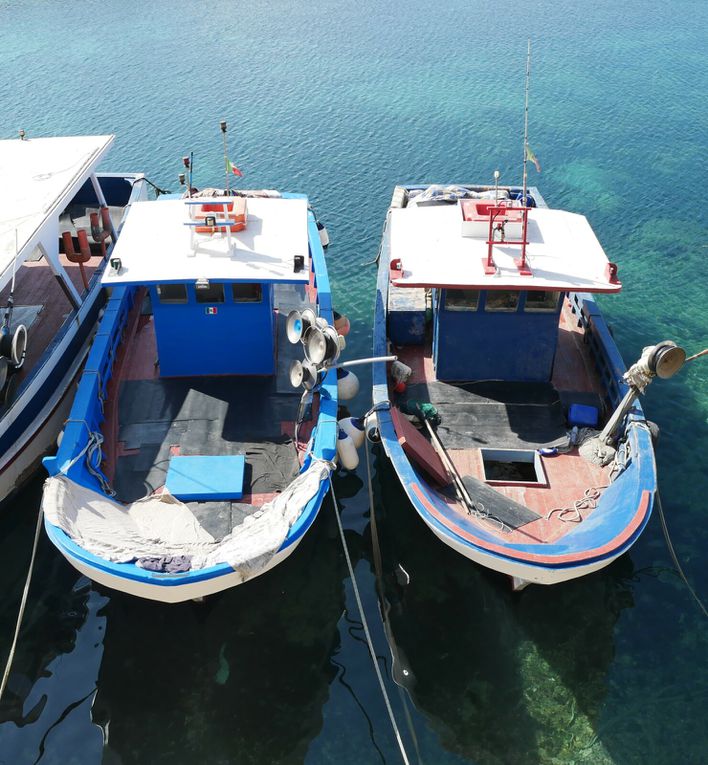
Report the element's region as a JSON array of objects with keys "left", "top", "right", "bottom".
[
  {"left": 336, "top": 428, "right": 359, "bottom": 470},
  {"left": 339, "top": 416, "right": 365, "bottom": 449},
  {"left": 337, "top": 368, "right": 359, "bottom": 401}
]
